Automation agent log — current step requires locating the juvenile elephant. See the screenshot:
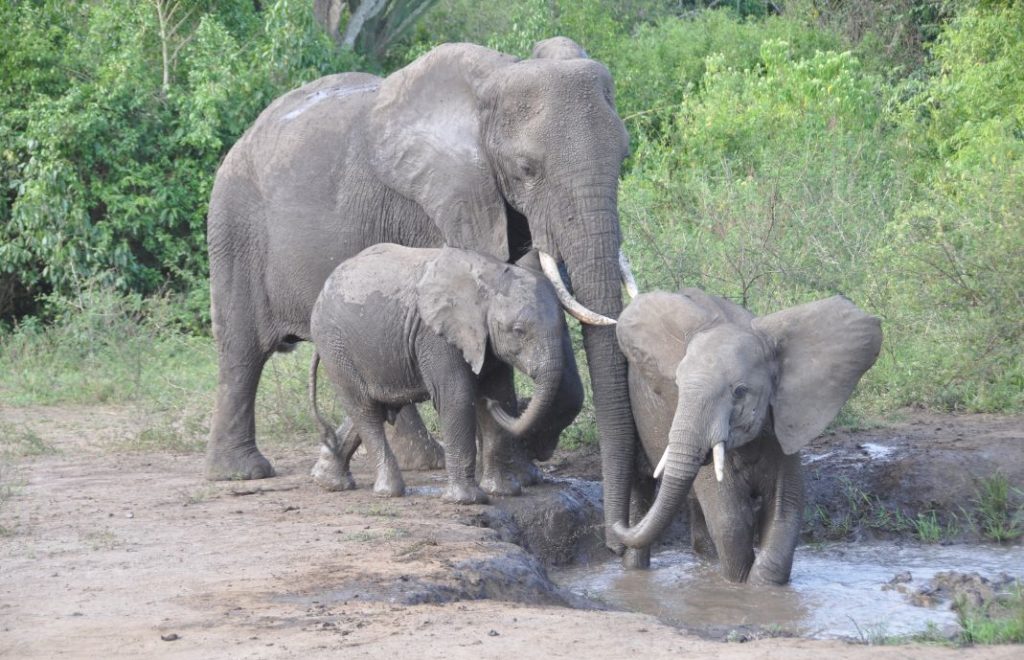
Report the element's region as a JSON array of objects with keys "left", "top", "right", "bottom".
[
  {"left": 308, "top": 244, "right": 582, "bottom": 504},
  {"left": 206, "top": 37, "right": 640, "bottom": 532},
  {"left": 612, "top": 289, "right": 882, "bottom": 584}
]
